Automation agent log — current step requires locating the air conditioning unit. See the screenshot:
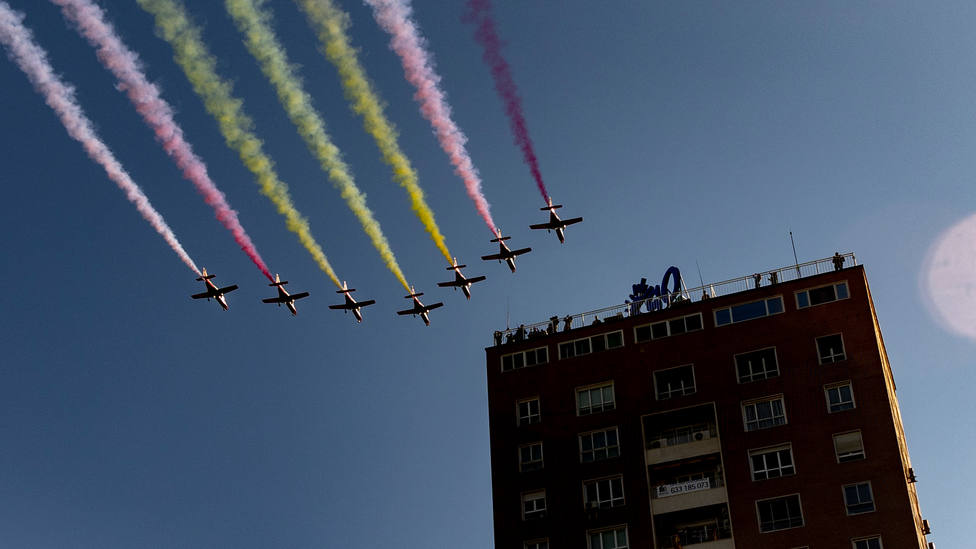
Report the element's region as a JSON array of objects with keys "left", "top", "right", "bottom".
[
  {"left": 693, "top": 430, "right": 710, "bottom": 441},
  {"left": 649, "top": 438, "right": 669, "bottom": 449}
]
